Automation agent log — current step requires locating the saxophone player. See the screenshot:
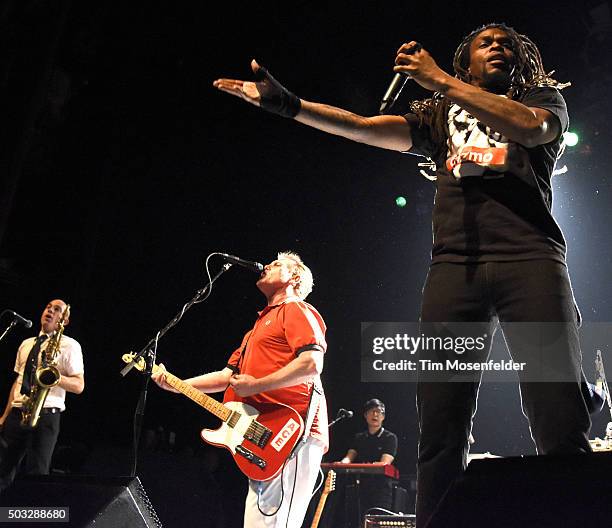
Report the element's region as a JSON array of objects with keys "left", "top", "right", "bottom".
[{"left": 0, "top": 299, "right": 84, "bottom": 491}]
